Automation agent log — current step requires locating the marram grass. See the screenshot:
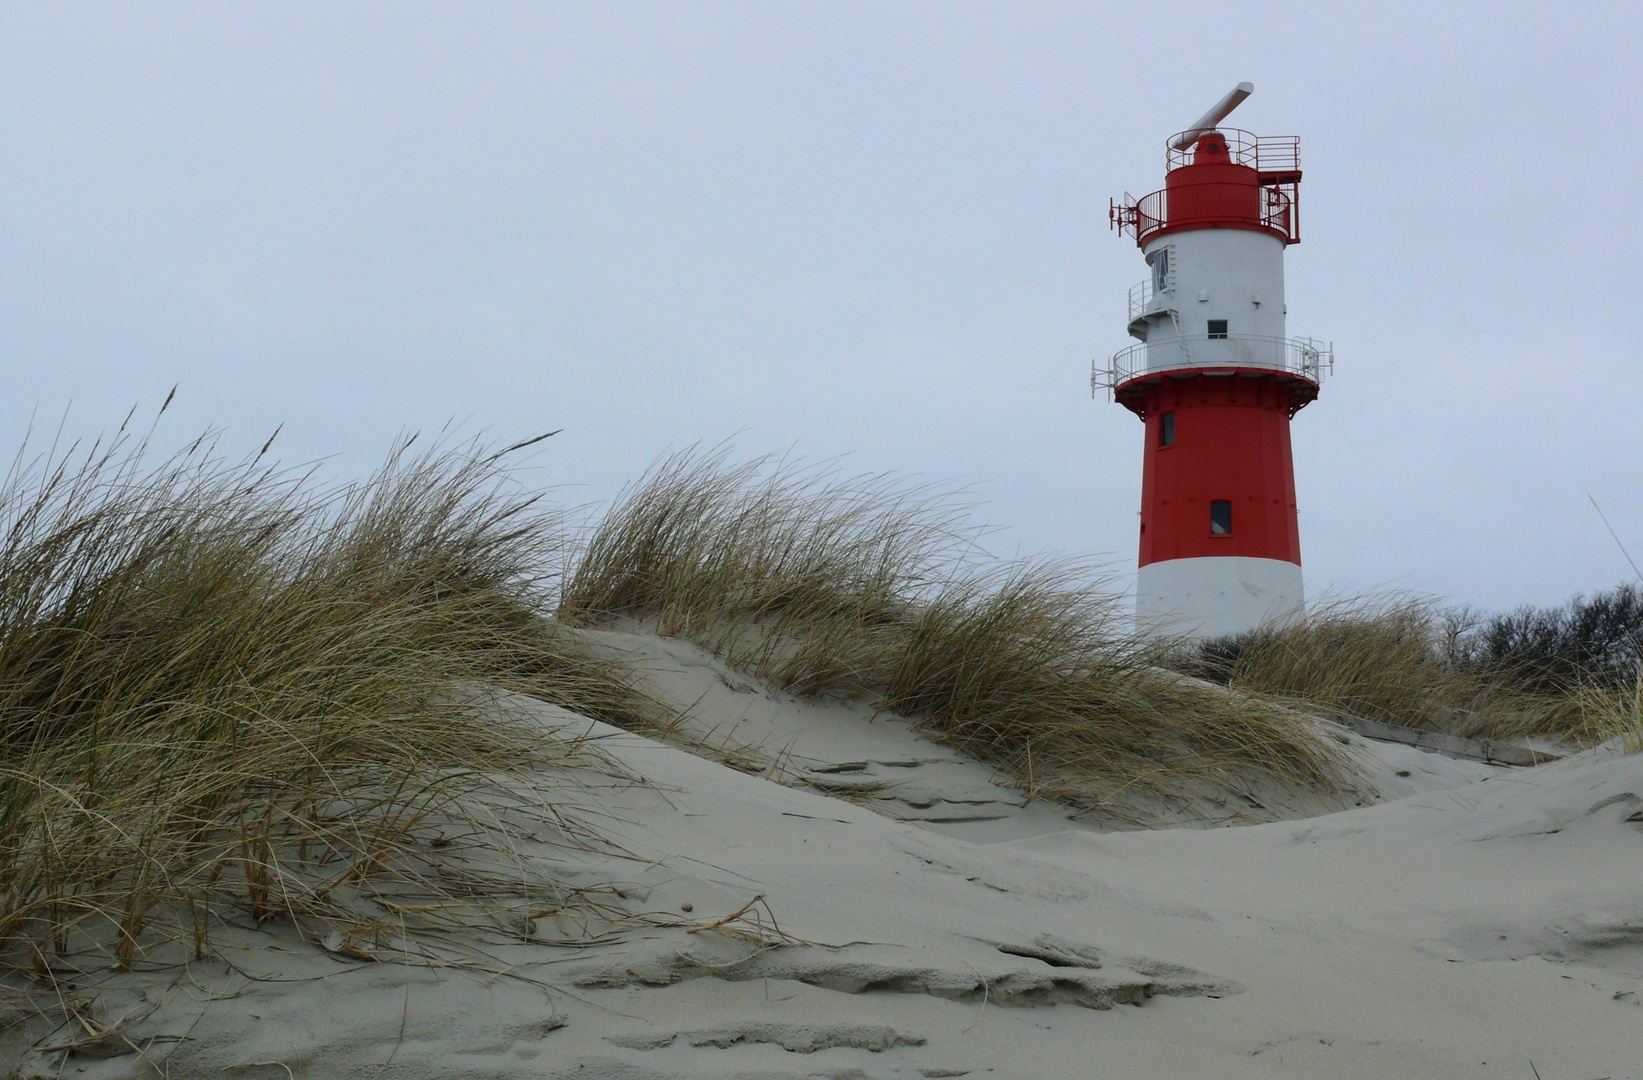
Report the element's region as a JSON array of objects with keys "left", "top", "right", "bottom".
[
  {"left": 562, "top": 448, "right": 1348, "bottom": 808},
  {"left": 0, "top": 424, "right": 657, "bottom": 975},
  {"left": 1188, "top": 595, "right": 1584, "bottom": 742},
  {"left": 1578, "top": 668, "right": 1643, "bottom": 751}
]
